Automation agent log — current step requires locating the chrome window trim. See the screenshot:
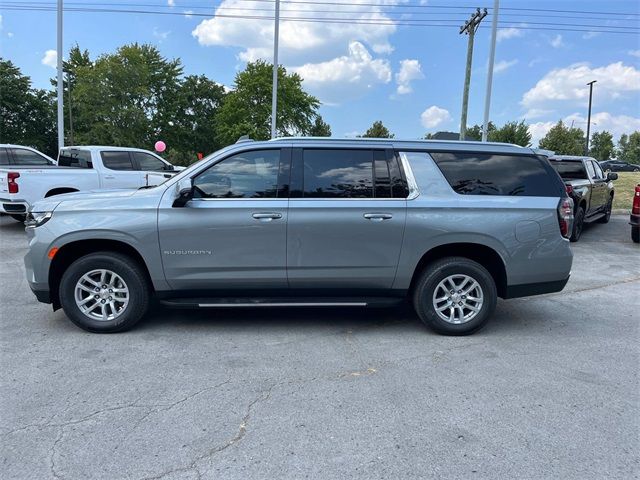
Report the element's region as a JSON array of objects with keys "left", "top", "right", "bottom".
[{"left": 398, "top": 152, "right": 420, "bottom": 200}]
